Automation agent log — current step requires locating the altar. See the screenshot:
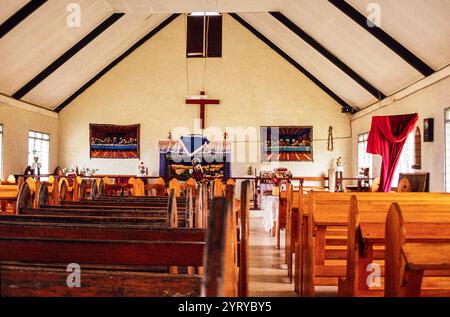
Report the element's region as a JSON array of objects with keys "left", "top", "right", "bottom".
[{"left": 159, "top": 135, "right": 231, "bottom": 181}]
